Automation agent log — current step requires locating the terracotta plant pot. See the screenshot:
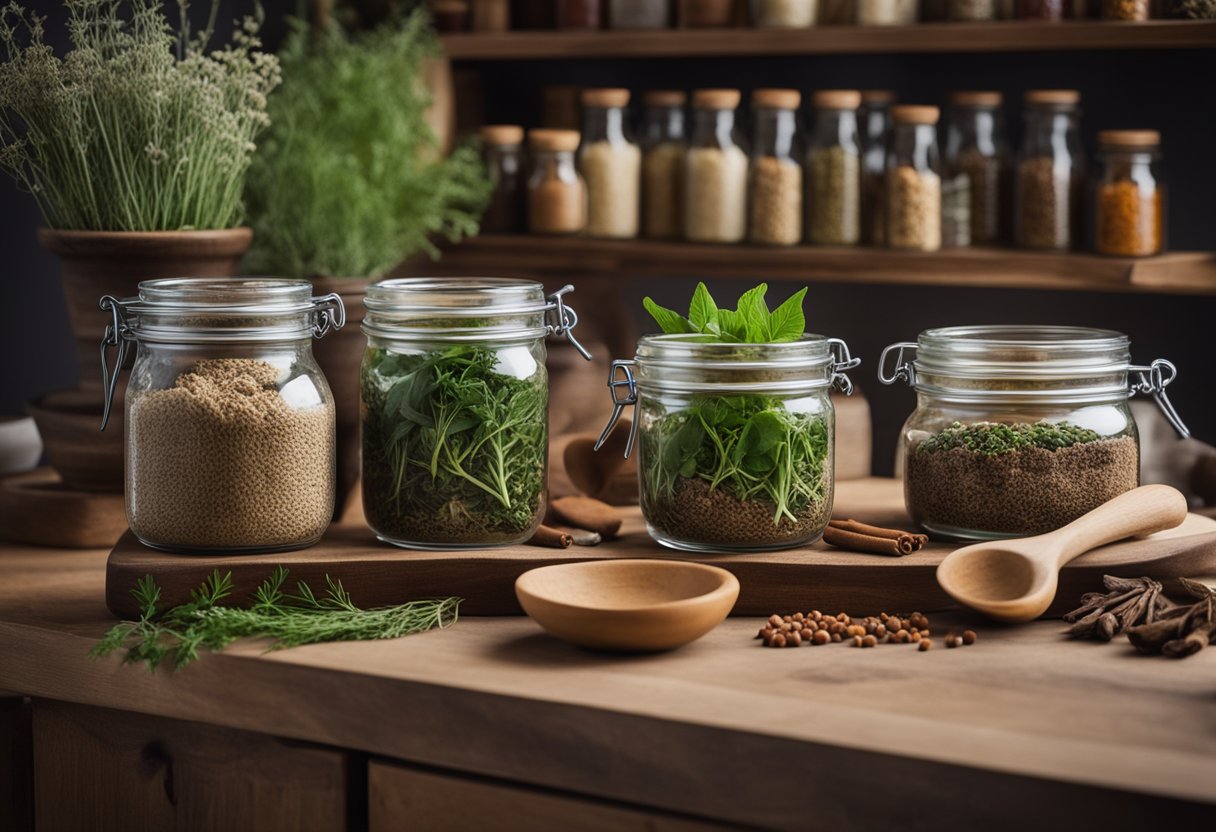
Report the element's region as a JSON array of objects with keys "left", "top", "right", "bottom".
[
  {"left": 26, "top": 389, "right": 124, "bottom": 493},
  {"left": 37, "top": 228, "right": 253, "bottom": 392},
  {"left": 310, "top": 277, "right": 370, "bottom": 520}
]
